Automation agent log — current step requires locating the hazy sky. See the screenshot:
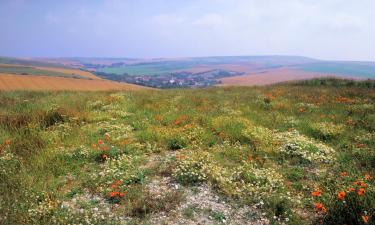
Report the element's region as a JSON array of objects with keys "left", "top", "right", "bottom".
[{"left": 1, "top": 0, "right": 374, "bottom": 61}]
